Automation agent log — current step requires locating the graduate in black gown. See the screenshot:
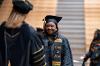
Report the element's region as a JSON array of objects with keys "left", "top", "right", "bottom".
[
  {"left": 0, "top": 0, "right": 45, "bottom": 66},
  {"left": 42, "top": 15, "right": 73, "bottom": 66}
]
